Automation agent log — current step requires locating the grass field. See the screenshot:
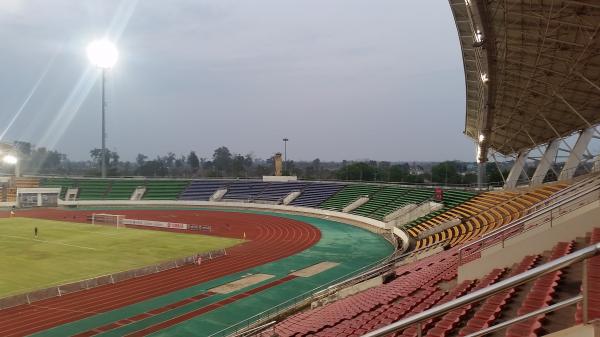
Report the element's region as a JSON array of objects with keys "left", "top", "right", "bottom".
[{"left": 0, "top": 217, "right": 243, "bottom": 297}]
